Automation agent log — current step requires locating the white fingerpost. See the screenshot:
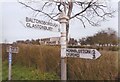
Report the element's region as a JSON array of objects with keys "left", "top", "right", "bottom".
[{"left": 59, "top": 12, "right": 69, "bottom": 80}]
